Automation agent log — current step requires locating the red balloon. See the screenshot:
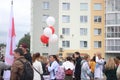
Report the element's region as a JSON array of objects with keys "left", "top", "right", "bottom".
[
  {"left": 49, "top": 26, "right": 55, "bottom": 34},
  {"left": 40, "top": 34, "right": 49, "bottom": 44}
]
